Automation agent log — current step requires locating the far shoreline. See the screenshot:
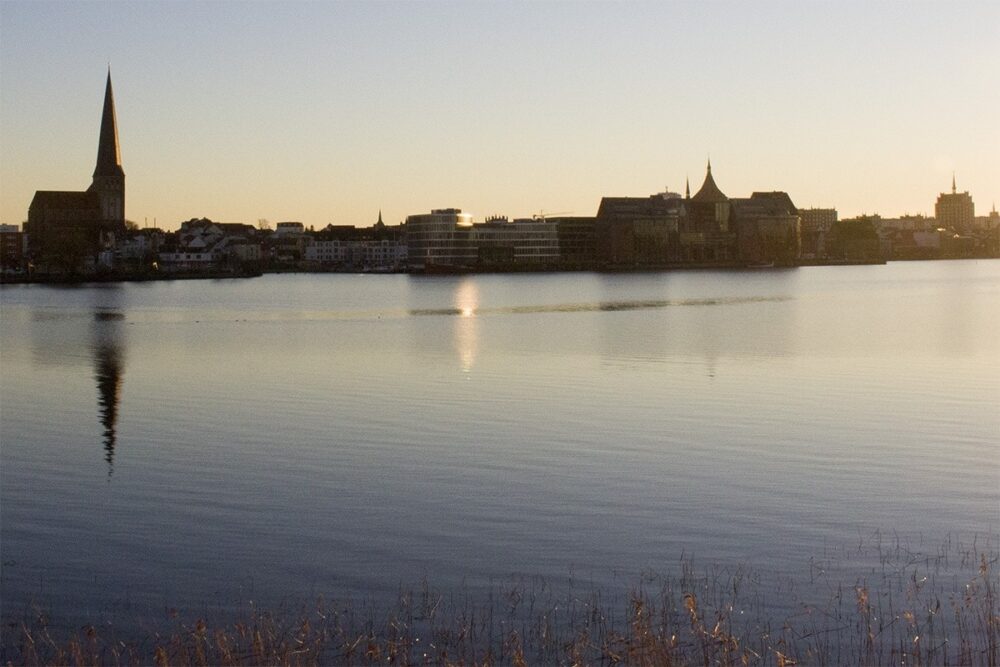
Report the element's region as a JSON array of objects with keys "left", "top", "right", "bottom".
[{"left": 10, "top": 255, "right": 977, "bottom": 288}]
